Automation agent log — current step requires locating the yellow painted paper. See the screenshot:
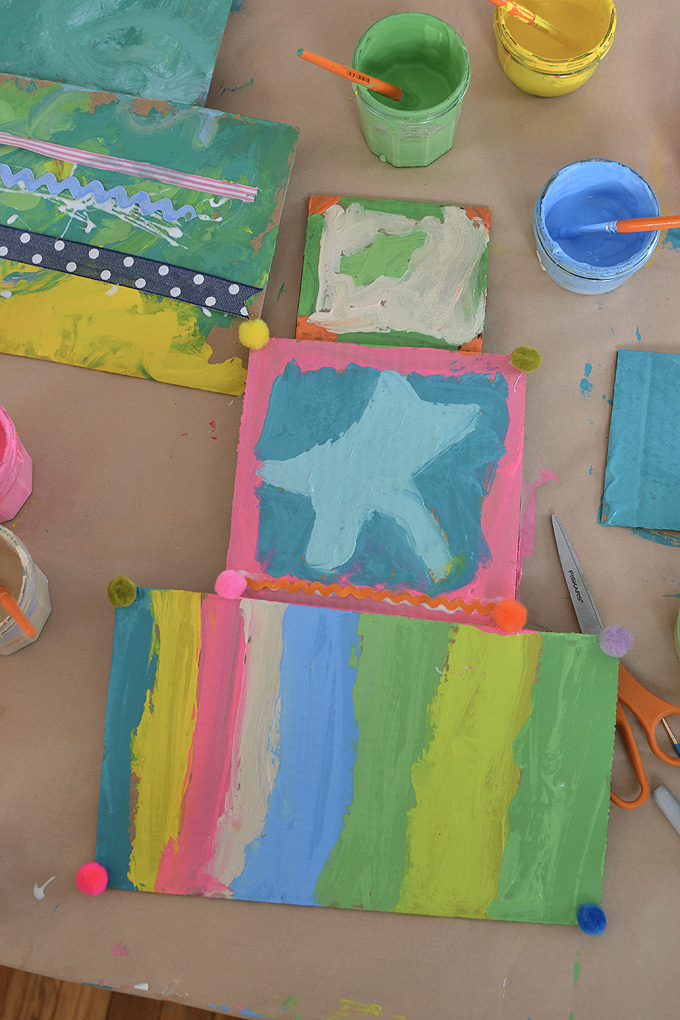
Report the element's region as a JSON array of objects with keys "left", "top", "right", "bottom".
[
  {"left": 0, "top": 266, "right": 246, "bottom": 394},
  {"left": 128, "top": 589, "right": 201, "bottom": 890},
  {"left": 396, "top": 626, "right": 543, "bottom": 917}
]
